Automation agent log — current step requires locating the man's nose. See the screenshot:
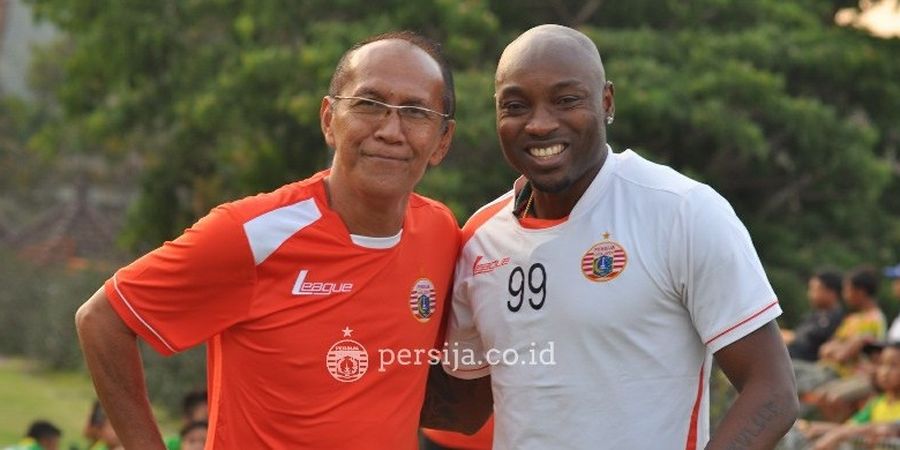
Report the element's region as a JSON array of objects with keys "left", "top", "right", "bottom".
[
  {"left": 524, "top": 105, "right": 559, "bottom": 136},
  {"left": 374, "top": 108, "right": 405, "bottom": 143}
]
